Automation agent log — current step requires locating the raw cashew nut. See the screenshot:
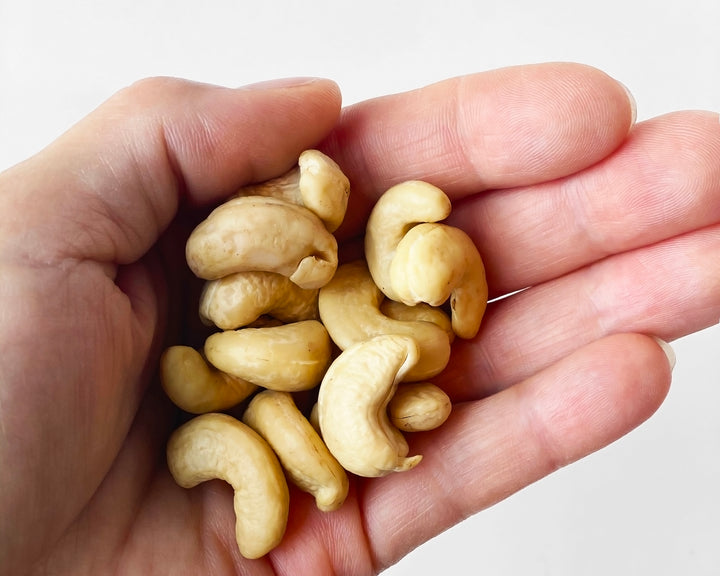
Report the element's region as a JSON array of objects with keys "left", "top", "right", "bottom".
[
  {"left": 204, "top": 320, "right": 332, "bottom": 391},
  {"left": 318, "top": 260, "right": 451, "bottom": 381},
  {"left": 166, "top": 412, "right": 289, "bottom": 559},
  {"left": 160, "top": 346, "right": 257, "bottom": 414},
  {"left": 365, "top": 180, "right": 451, "bottom": 301},
  {"left": 199, "top": 271, "right": 319, "bottom": 330},
  {"left": 235, "top": 149, "right": 350, "bottom": 233},
  {"left": 388, "top": 382, "right": 452, "bottom": 432},
  {"left": 318, "top": 334, "right": 423, "bottom": 477},
  {"left": 185, "top": 196, "right": 338, "bottom": 288},
  {"left": 243, "top": 390, "right": 349, "bottom": 512},
  {"left": 390, "top": 222, "right": 488, "bottom": 339}
]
